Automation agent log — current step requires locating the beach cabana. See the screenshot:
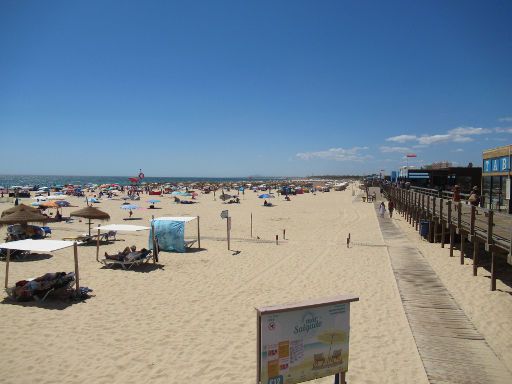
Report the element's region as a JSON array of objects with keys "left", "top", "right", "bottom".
[
  {"left": 92, "top": 224, "right": 150, "bottom": 261},
  {"left": 150, "top": 216, "right": 201, "bottom": 253},
  {"left": 1, "top": 239, "right": 82, "bottom": 297}
]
